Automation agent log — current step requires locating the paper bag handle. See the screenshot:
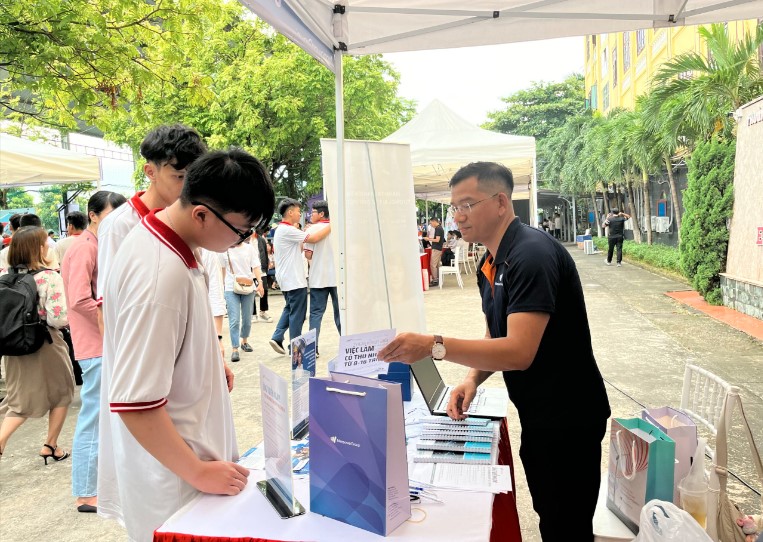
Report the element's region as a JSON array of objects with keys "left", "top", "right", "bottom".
[
  {"left": 326, "top": 386, "right": 367, "bottom": 397},
  {"left": 615, "top": 430, "right": 638, "bottom": 481}
]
